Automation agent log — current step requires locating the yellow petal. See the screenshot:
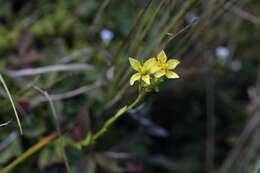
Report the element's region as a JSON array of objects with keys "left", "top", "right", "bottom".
[
  {"left": 155, "top": 71, "right": 165, "bottom": 78},
  {"left": 129, "top": 57, "right": 142, "bottom": 71},
  {"left": 150, "top": 65, "right": 161, "bottom": 73},
  {"left": 143, "top": 58, "right": 156, "bottom": 71},
  {"left": 157, "top": 50, "right": 167, "bottom": 63},
  {"left": 142, "top": 75, "right": 150, "bottom": 85},
  {"left": 165, "top": 71, "right": 179, "bottom": 79},
  {"left": 130, "top": 73, "right": 141, "bottom": 85},
  {"left": 166, "top": 59, "right": 180, "bottom": 69}
]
